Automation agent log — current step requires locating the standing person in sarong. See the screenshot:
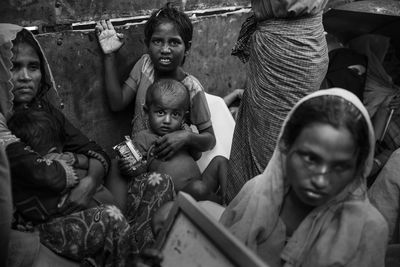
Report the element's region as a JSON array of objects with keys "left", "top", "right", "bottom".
[{"left": 226, "top": 0, "right": 329, "bottom": 202}]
